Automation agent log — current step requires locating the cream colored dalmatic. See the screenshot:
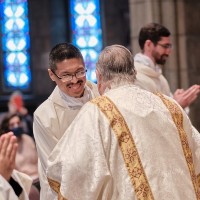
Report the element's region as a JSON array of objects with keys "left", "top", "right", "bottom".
[
  {"left": 33, "top": 81, "right": 99, "bottom": 199},
  {"left": 47, "top": 84, "right": 200, "bottom": 200}
]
